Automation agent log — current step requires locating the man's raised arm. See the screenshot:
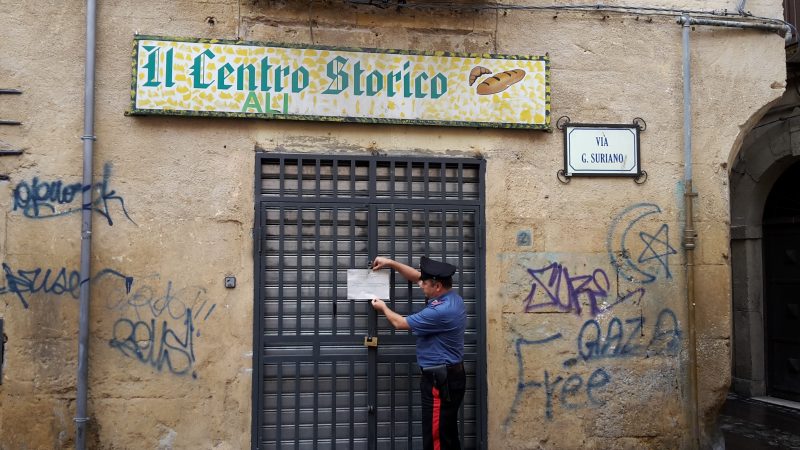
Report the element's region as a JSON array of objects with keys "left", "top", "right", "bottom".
[{"left": 371, "top": 256, "right": 421, "bottom": 283}]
